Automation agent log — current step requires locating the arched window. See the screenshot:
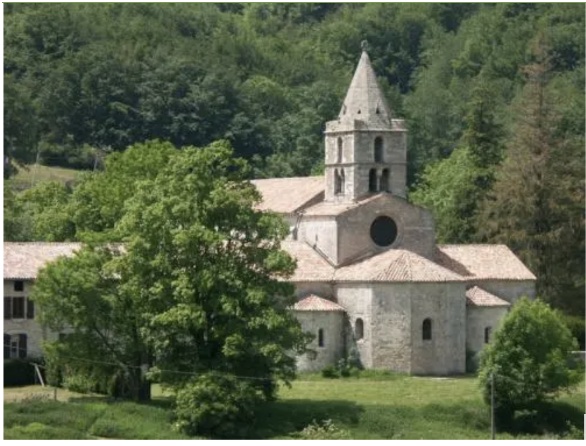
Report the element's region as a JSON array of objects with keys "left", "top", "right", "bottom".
[
  {"left": 334, "top": 169, "right": 342, "bottom": 195},
  {"left": 339, "top": 169, "right": 345, "bottom": 195},
  {"left": 337, "top": 137, "right": 343, "bottom": 163},
  {"left": 368, "top": 169, "right": 377, "bottom": 192},
  {"left": 484, "top": 327, "right": 492, "bottom": 344},
  {"left": 355, "top": 318, "right": 364, "bottom": 340},
  {"left": 422, "top": 319, "right": 432, "bottom": 341},
  {"left": 381, "top": 169, "right": 390, "bottom": 192},
  {"left": 318, "top": 329, "right": 324, "bottom": 347},
  {"left": 374, "top": 137, "right": 384, "bottom": 162}
]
